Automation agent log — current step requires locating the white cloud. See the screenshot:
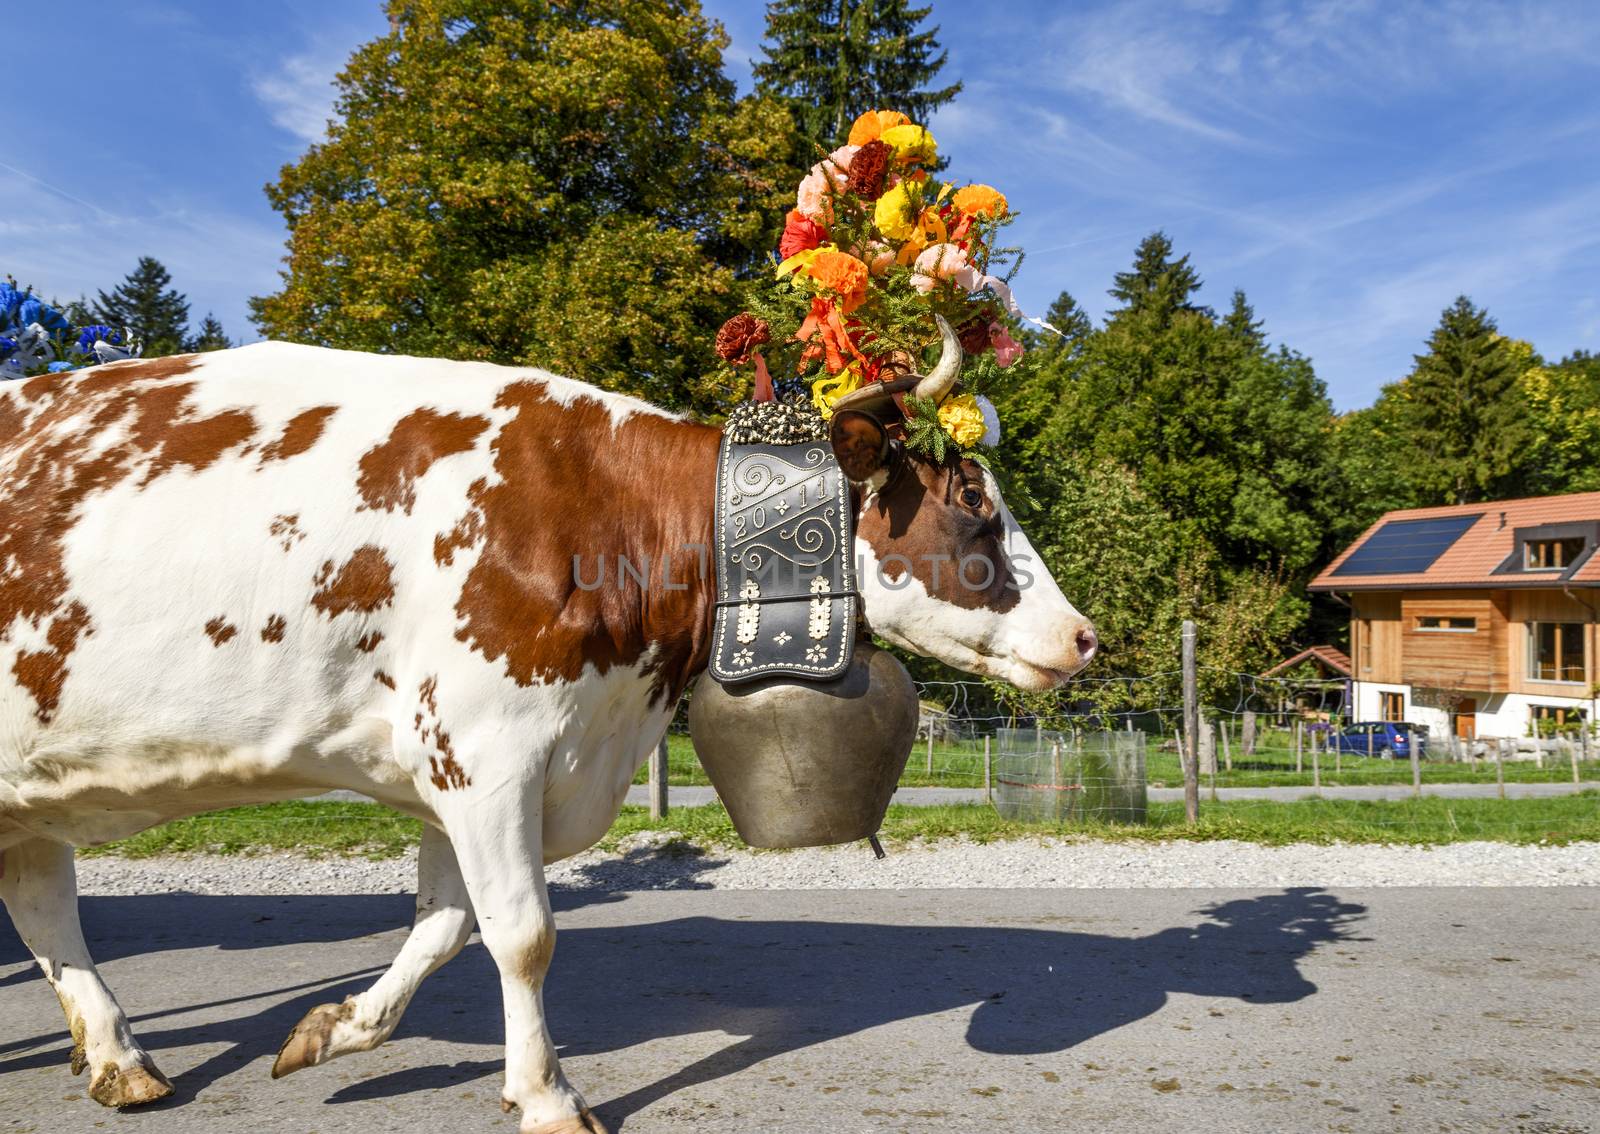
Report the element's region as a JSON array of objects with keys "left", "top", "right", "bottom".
[{"left": 252, "top": 51, "right": 345, "bottom": 145}]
